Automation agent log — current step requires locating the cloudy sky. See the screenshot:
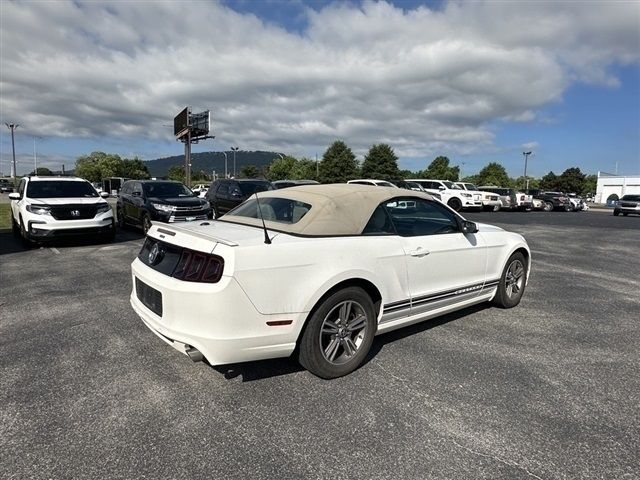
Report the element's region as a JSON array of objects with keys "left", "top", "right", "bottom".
[{"left": 1, "top": 0, "right": 638, "bottom": 177}]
